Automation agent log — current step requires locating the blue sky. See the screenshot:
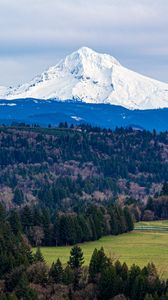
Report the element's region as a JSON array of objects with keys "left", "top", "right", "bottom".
[{"left": 0, "top": 0, "right": 167, "bottom": 86}]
